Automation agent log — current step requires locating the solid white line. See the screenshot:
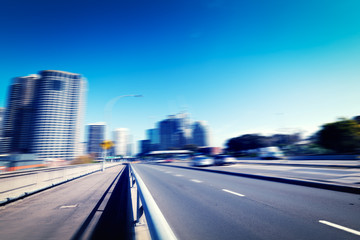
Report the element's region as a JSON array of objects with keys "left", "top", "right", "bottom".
[
  {"left": 190, "top": 179, "right": 202, "bottom": 183},
  {"left": 319, "top": 220, "right": 360, "bottom": 236},
  {"left": 222, "top": 189, "right": 245, "bottom": 197}
]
